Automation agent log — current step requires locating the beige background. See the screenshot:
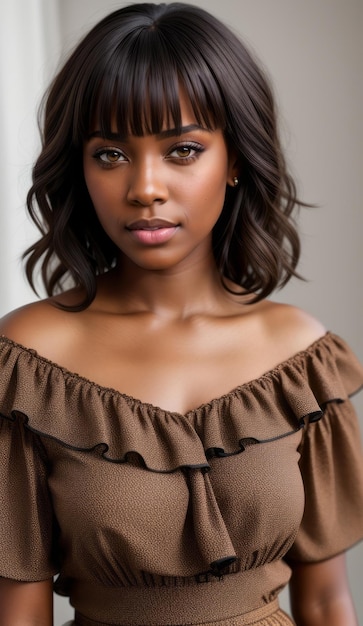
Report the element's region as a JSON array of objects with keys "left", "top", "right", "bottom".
[{"left": 1, "top": 1, "right": 362, "bottom": 624}]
